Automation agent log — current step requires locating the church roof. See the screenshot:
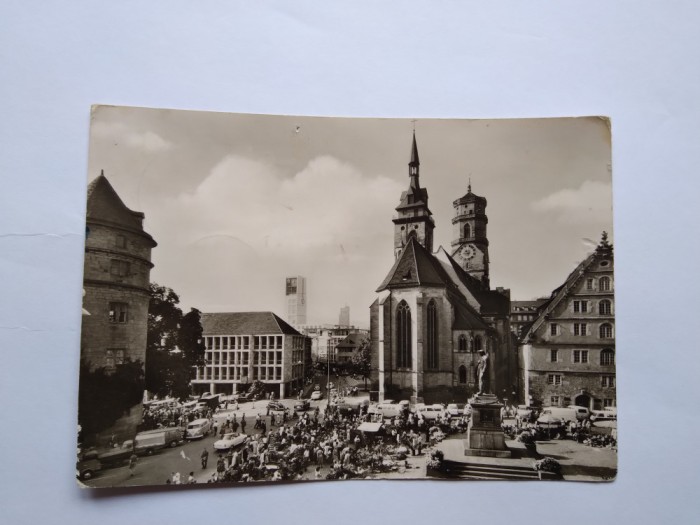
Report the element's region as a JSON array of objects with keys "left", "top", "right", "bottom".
[
  {"left": 451, "top": 297, "right": 490, "bottom": 330},
  {"left": 453, "top": 186, "right": 487, "bottom": 206},
  {"left": 395, "top": 187, "right": 430, "bottom": 212},
  {"left": 86, "top": 172, "right": 156, "bottom": 245},
  {"left": 375, "top": 236, "right": 455, "bottom": 292},
  {"left": 201, "top": 312, "right": 302, "bottom": 336}
]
